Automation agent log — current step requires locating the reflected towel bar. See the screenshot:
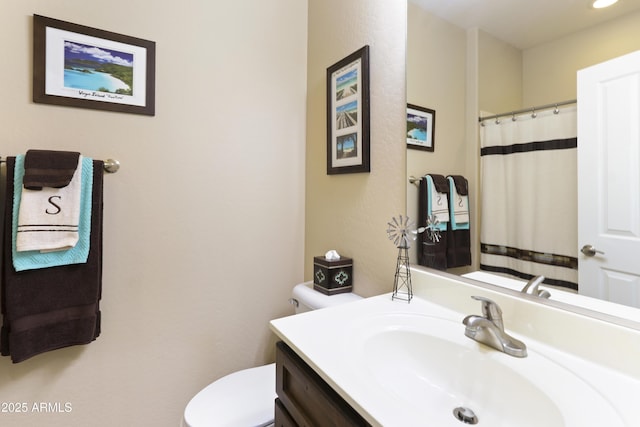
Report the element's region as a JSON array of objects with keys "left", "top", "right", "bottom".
[
  {"left": 0, "top": 156, "right": 120, "bottom": 174},
  {"left": 409, "top": 176, "right": 421, "bottom": 186}
]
